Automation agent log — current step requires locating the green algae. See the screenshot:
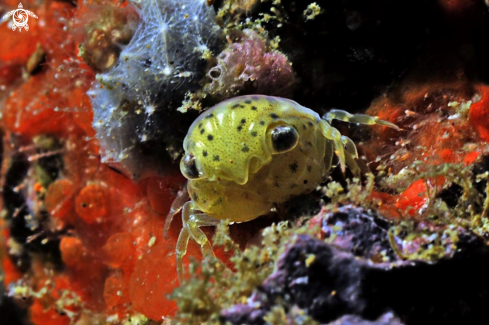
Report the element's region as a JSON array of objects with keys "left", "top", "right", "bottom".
[
  {"left": 170, "top": 193, "right": 331, "bottom": 325},
  {"left": 170, "top": 220, "right": 306, "bottom": 324},
  {"left": 303, "top": 3, "right": 323, "bottom": 21},
  {"left": 264, "top": 306, "right": 319, "bottom": 325}
]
